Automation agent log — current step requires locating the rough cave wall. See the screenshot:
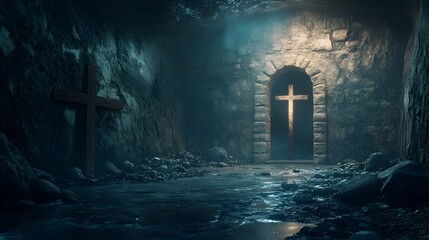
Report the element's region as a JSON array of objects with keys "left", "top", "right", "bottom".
[
  {"left": 178, "top": 11, "right": 406, "bottom": 162},
  {"left": 403, "top": 0, "right": 429, "bottom": 163},
  {"left": 0, "top": 0, "right": 184, "bottom": 175}
]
